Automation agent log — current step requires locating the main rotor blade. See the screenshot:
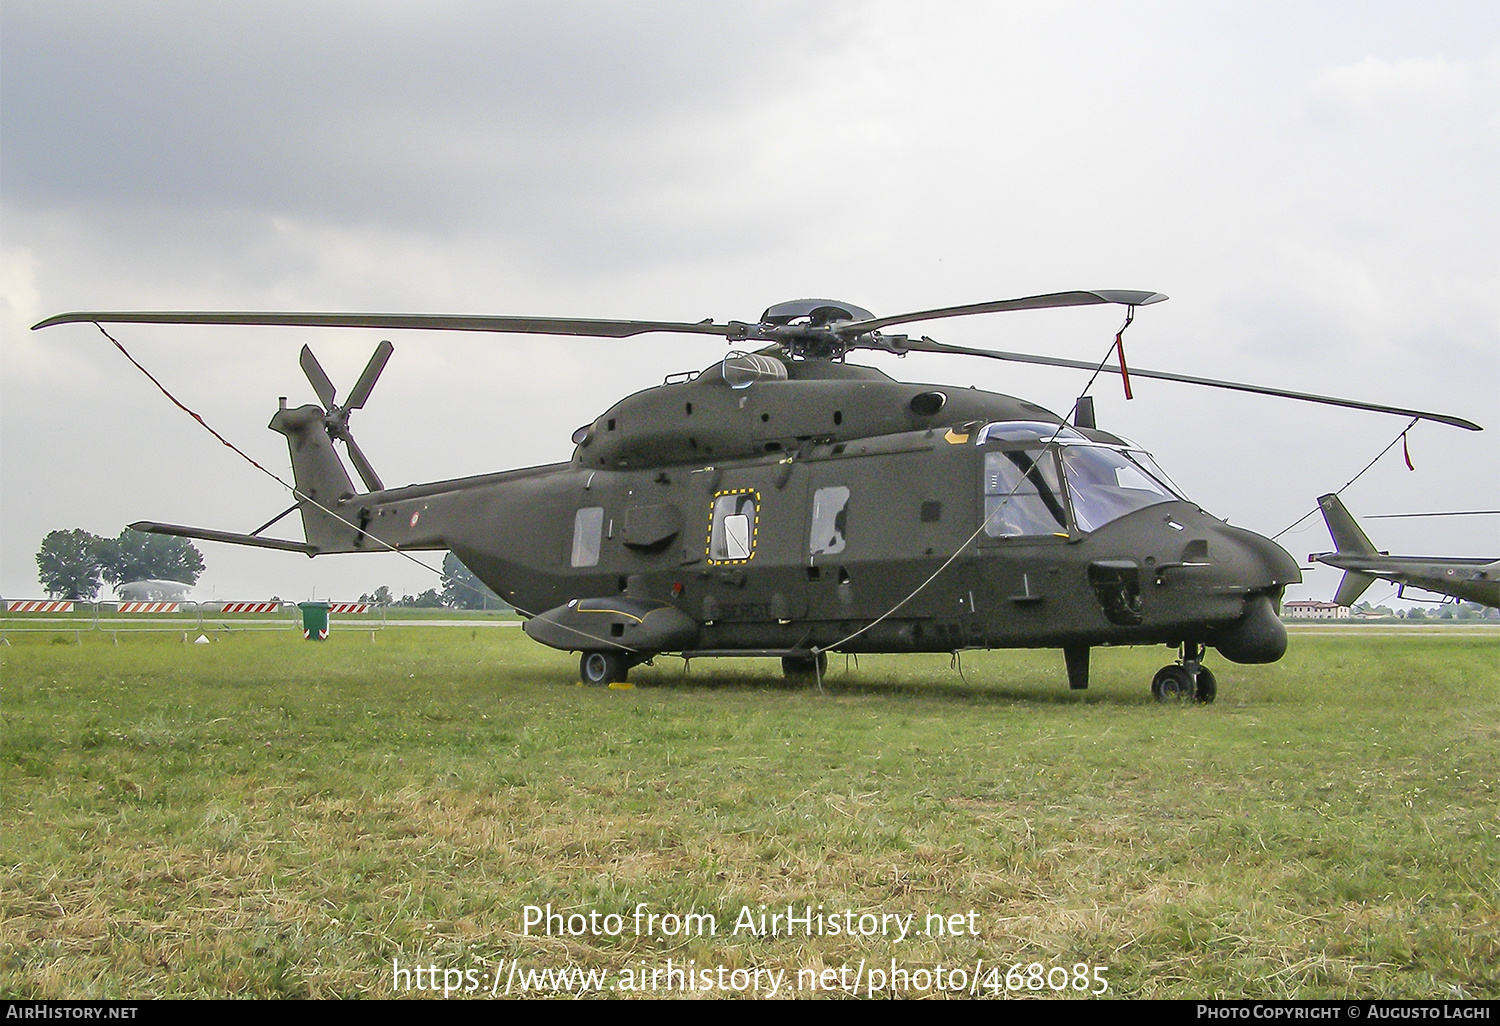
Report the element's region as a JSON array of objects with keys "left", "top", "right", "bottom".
[
  {"left": 840, "top": 290, "right": 1168, "bottom": 335},
  {"left": 899, "top": 336, "right": 1483, "bottom": 432},
  {"left": 32, "top": 310, "right": 736, "bottom": 339},
  {"left": 345, "top": 340, "right": 394, "bottom": 411},
  {"left": 299, "top": 345, "right": 337, "bottom": 411}
]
